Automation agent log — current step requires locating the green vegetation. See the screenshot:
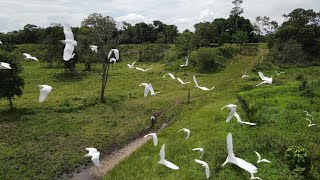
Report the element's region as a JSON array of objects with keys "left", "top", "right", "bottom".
[
  {"left": 0, "top": 44, "right": 190, "bottom": 179},
  {"left": 104, "top": 45, "right": 320, "bottom": 179}
]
